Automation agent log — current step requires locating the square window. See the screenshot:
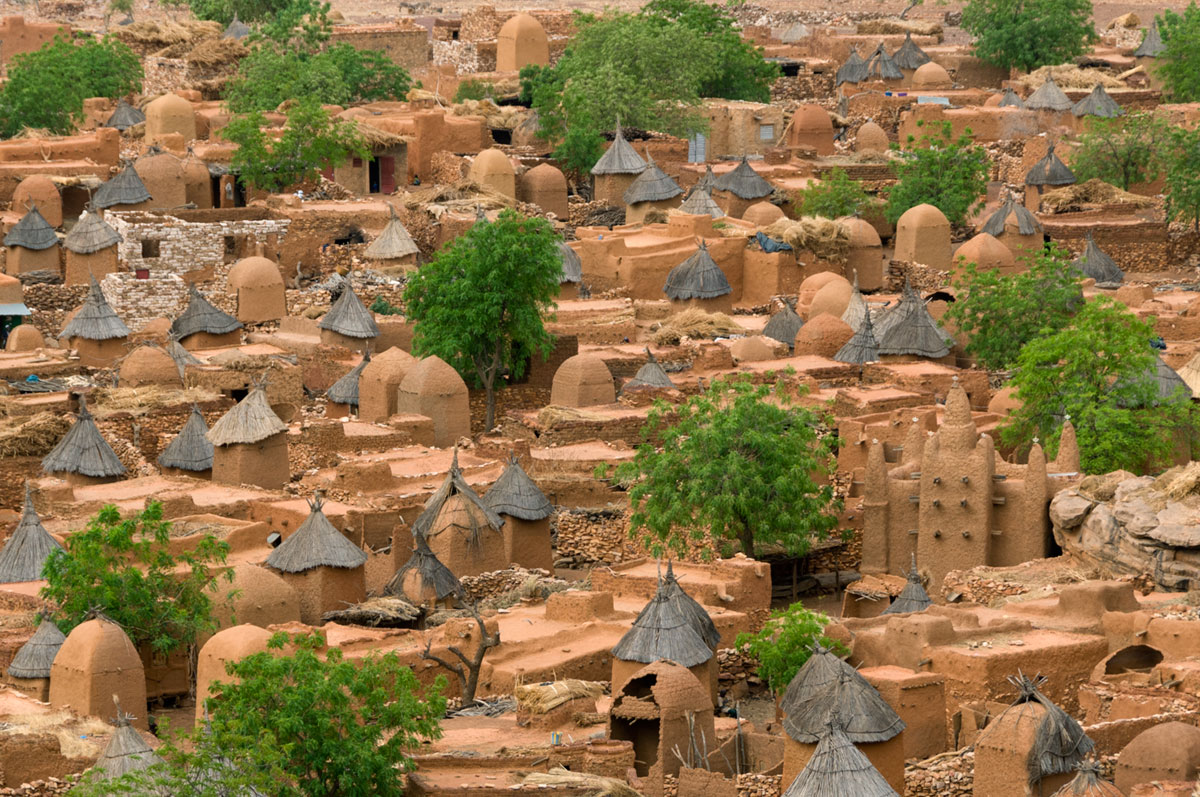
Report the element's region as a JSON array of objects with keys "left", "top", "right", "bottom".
[
  {"left": 141, "top": 240, "right": 160, "bottom": 258},
  {"left": 759, "top": 124, "right": 775, "bottom": 141},
  {"left": 352, "top": 158, "right": 364, "bottom": 168}
]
